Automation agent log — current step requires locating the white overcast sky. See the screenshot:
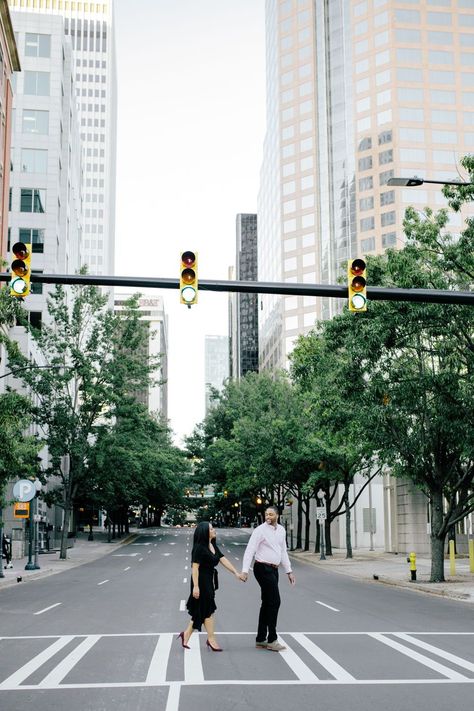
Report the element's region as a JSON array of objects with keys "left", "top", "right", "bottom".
[{"left": 114, "top": 1, "right": 266, "bottom": 445}]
